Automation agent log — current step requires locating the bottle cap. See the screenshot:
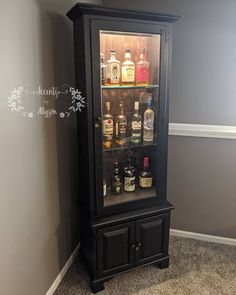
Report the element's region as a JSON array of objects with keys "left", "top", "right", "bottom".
[
  {"left": 125, "top": 48, "right": 130, "bottom": 52},
  {"left": 110, "top": 50, "right": 116, "bottom": 53},
  {"left": 134, "top": 101, "right": 139, "bottom": 110},
  {"left": 105, "top": 101, "right": 110, "bottom": 110},
  {"left": 144, "top": 157, "right": 149, "bottom": 168}
]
